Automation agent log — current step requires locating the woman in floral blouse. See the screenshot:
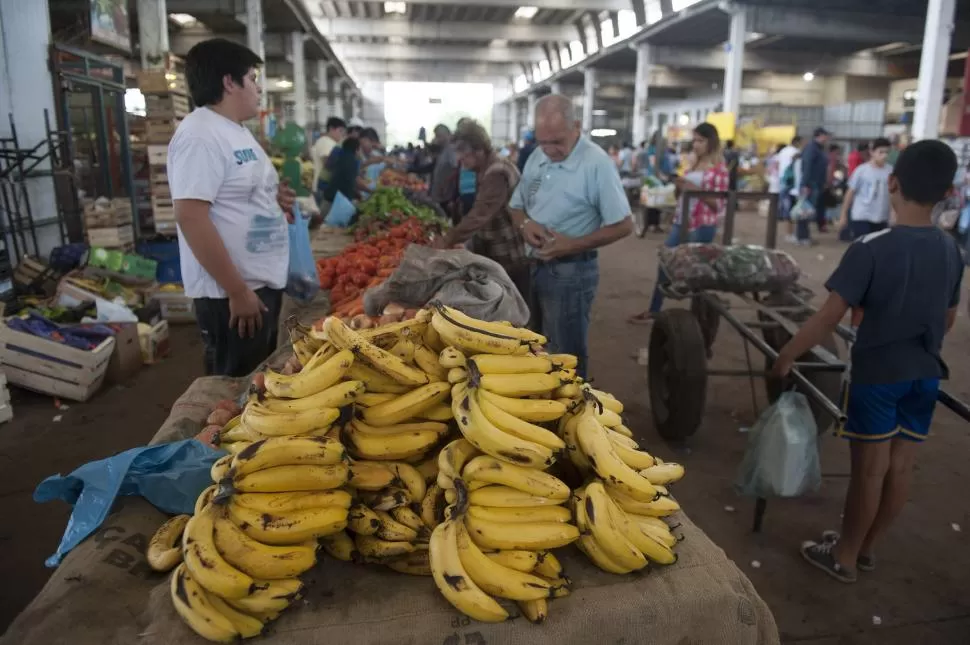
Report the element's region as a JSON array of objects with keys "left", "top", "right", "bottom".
[{"left": 629, "top": 122, "right": 729, "bottom": 324}]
